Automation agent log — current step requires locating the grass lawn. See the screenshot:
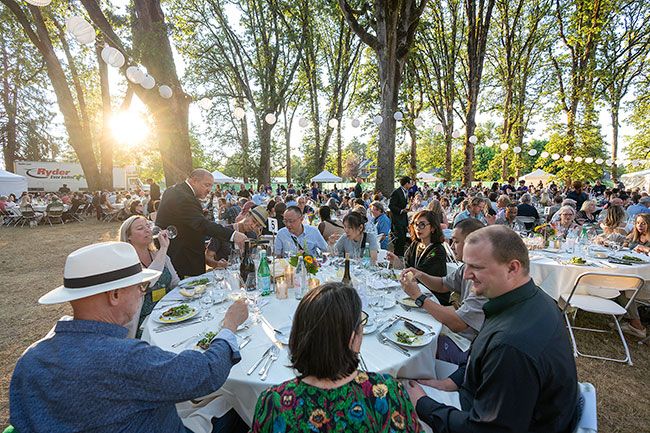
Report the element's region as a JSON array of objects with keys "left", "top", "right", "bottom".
[{"left": 0, "top": 218, "right": 648, "bottom": 431}]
